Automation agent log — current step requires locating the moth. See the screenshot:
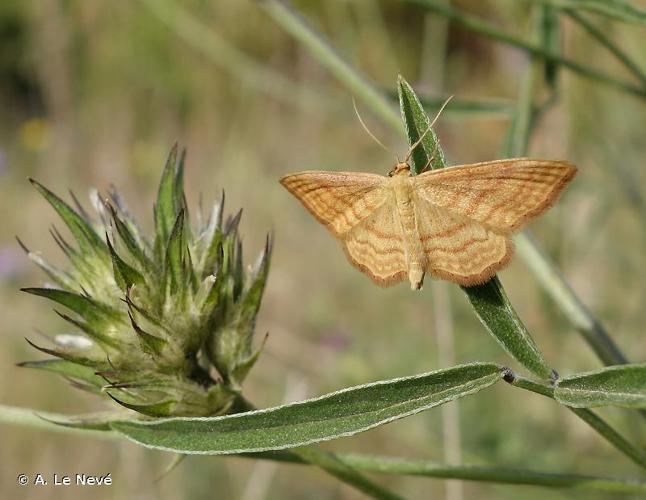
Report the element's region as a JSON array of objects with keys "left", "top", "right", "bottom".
[{"left": 281, "top": 145, "right": 576, "bottom": 290}]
